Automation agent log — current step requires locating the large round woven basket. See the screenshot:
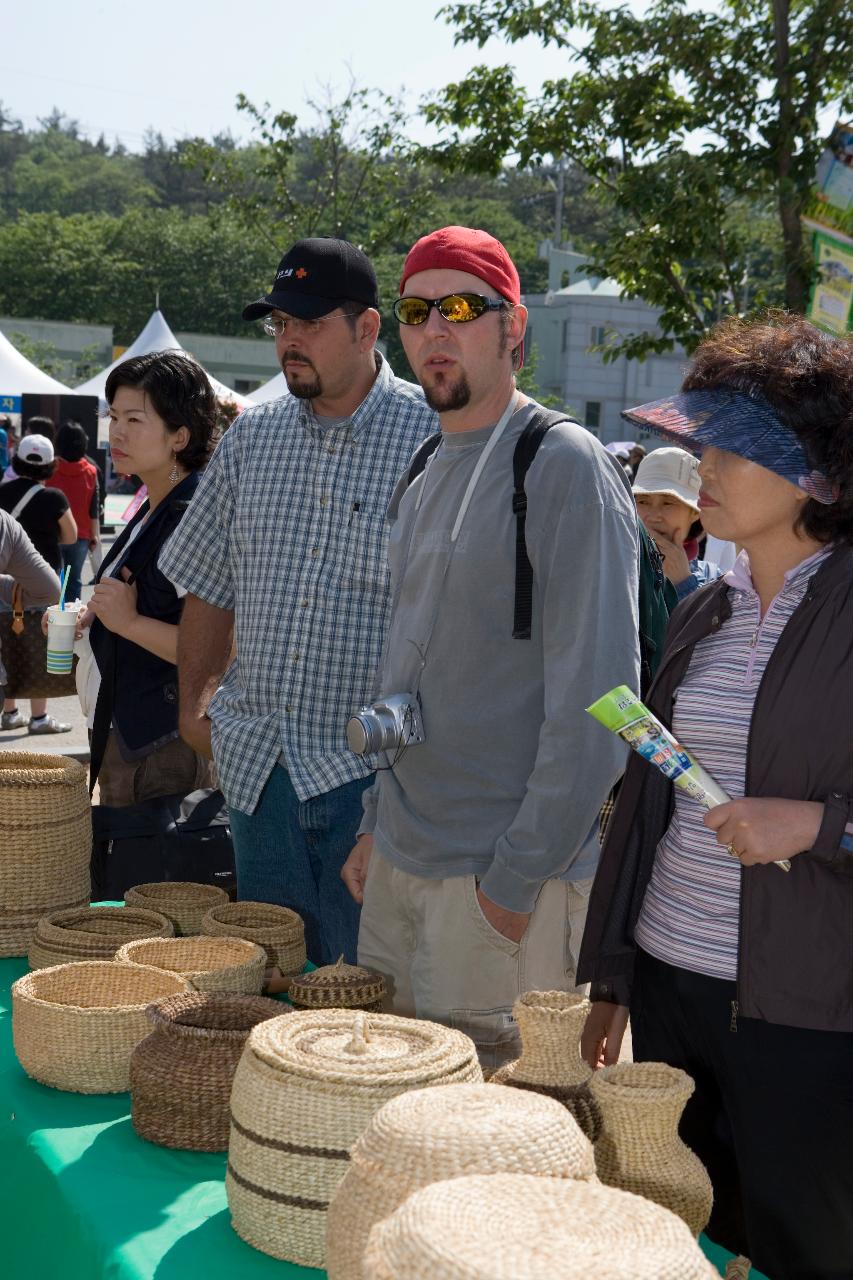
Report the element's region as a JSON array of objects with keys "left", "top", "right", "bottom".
[
  {"left": 227, "top": 1009, "right": 482, "bottom": 1268},
  {"left": 115, "top": 936, "right": 267, "bottom": 995},
  {"left": 327, "top": 1082, "right": 596, "bottom": 1280},
  {"left": 0, "top": 752, "right": 91, "bottom": 957},
  {"left": 29, "top": 905, "right": 175, "bottom": 970},
  {"left": 124, "top": 882, "right": 229, "bottom": 935},
  {"left": 12, "top": 960, "right": 194, "bottom": 1093},
  {"left": 363, "top": 1173, "right": 719, "bottom": 1280},
  {"left": 201, "top": 901, "right": 306, "bottom": 977},
  {"left": 288, "top": 955, "right": 386, "bottom": 1011},
  {"left": 130, "top": 991, "right": 285, "bottom": 1151}
]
